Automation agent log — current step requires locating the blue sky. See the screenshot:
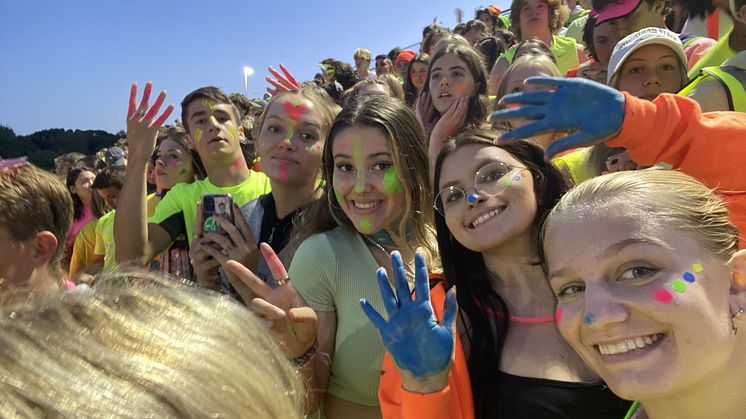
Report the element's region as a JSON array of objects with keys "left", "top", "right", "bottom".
[{"left": 1, "top": 0, "right": 511, "bottom": 135}]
